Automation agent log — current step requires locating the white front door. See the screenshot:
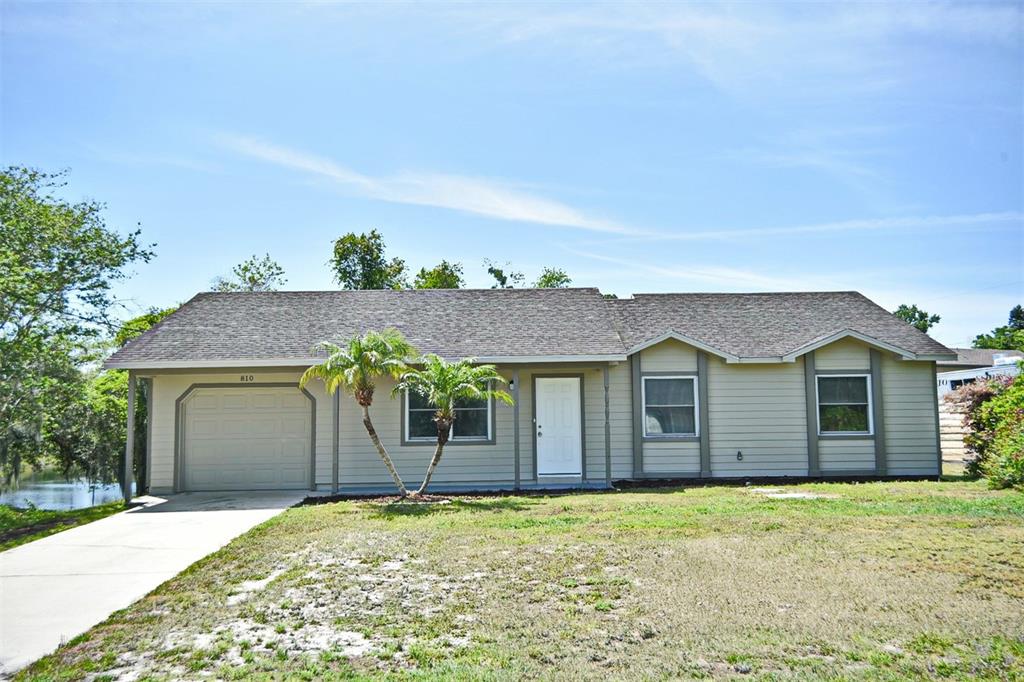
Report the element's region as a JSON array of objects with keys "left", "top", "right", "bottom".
[{"left": 535, "top": 377, "right": 583, "bottom": 476}]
